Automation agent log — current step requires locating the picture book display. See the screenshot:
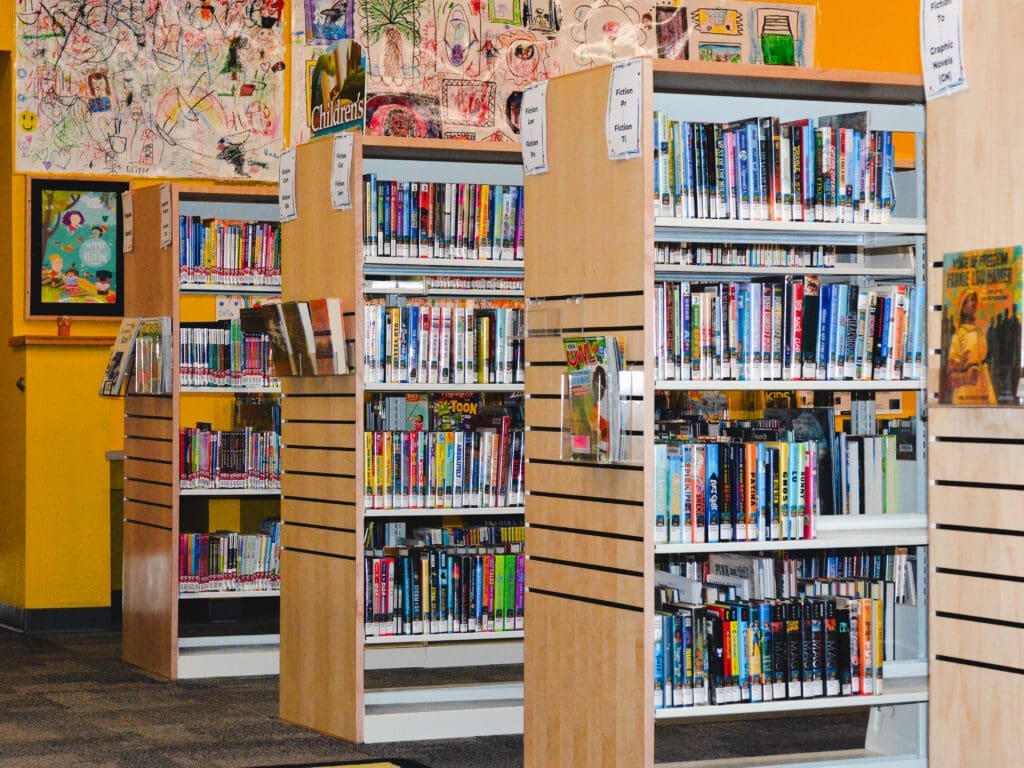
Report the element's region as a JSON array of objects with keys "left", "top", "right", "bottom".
[
  {"left": 940, "top": 245, "right": 1024, "bottom": 405},
  {"left": 563, "top": 335, "right": 622, "bottom": 463}
]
